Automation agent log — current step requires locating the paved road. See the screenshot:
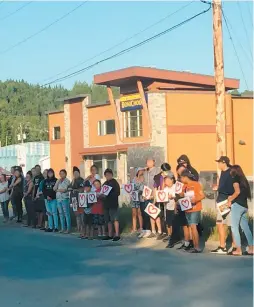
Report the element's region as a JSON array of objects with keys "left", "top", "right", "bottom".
[{"left": 0, "top": 224, "right": 253, "bottom": 307}]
